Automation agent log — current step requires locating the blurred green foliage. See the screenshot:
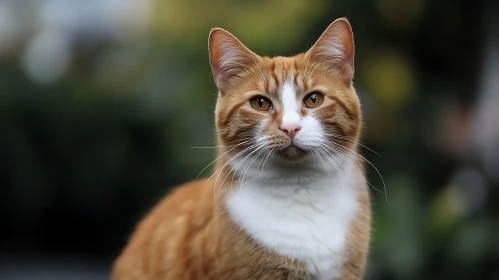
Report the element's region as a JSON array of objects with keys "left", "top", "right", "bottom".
[{"left": 1, "top": 0, "right": 498, "bottom": 279}]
